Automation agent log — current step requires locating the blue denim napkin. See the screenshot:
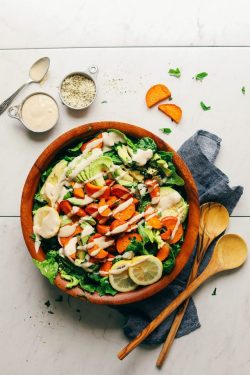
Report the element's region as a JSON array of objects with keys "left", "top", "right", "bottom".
[{"left": 116, "top": 130, "right": 243, "bottom": 344}]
